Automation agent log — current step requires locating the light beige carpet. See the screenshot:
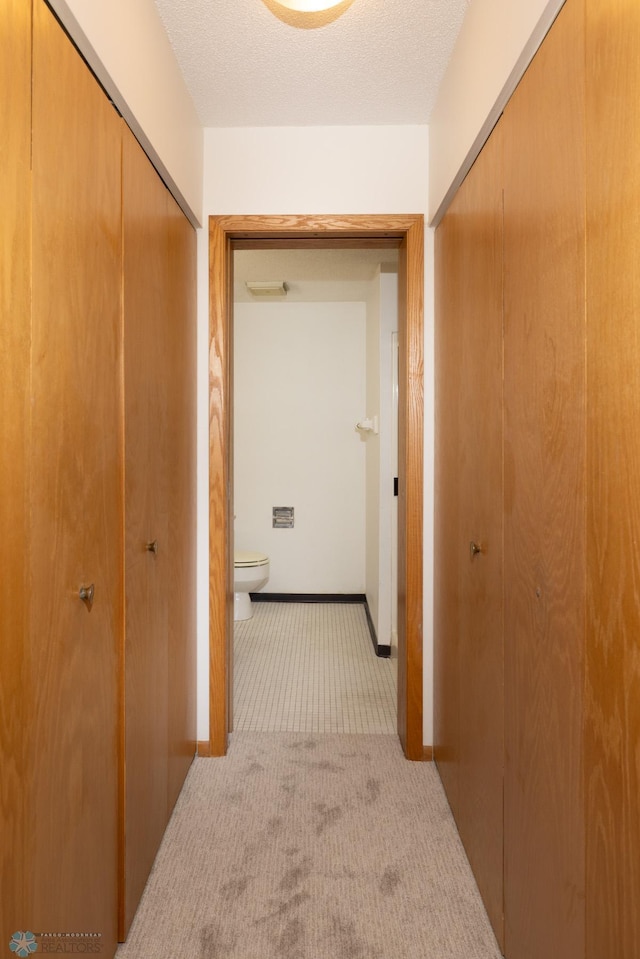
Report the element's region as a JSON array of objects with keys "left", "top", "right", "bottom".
[{"left": 116, "top": 733, "right": 502, "bottom": 959}]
